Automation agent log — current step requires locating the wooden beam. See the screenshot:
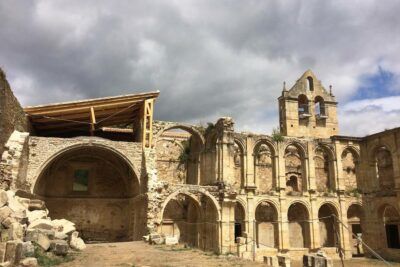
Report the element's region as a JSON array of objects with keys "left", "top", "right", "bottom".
[
  {"left": 90, "top": 106, "right": 96, "bottom": 136},
  {"left": 141, "top": 98, "right": 154, "bottom": 148}
]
